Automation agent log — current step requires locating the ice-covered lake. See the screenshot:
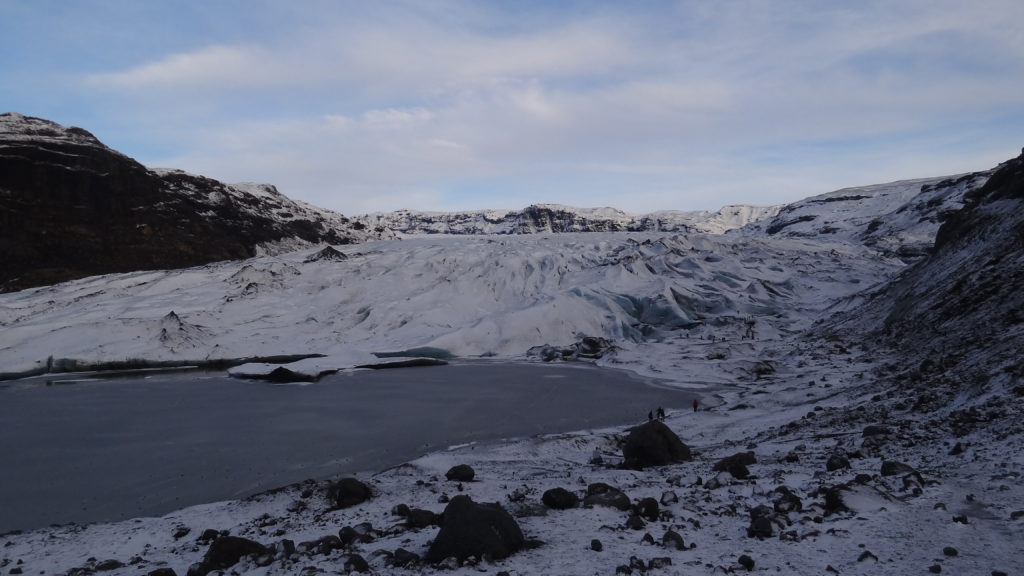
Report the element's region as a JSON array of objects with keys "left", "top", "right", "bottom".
[{"left": 0, "top": 362, "right": 693, "bottom": 533}]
